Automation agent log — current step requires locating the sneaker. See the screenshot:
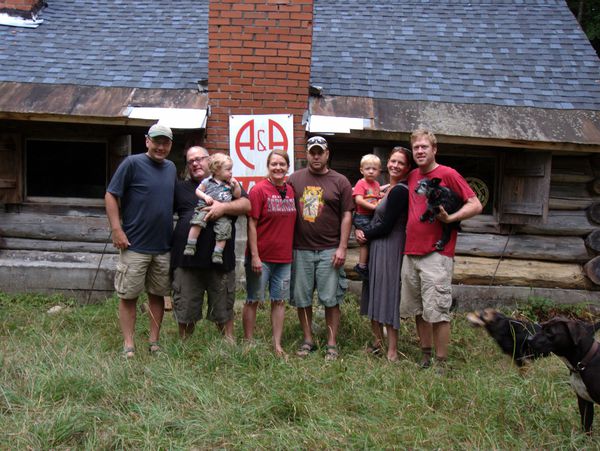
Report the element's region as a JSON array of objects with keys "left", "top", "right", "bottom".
[
  {"left": 183, "top": 245, "right": 196, "bottom": 256},
  {"left": 212, "top": 252, "right": 223, "bottom": 264},
  {"left": 353, "top": 264, "right": 369, "bottom": 281}
]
